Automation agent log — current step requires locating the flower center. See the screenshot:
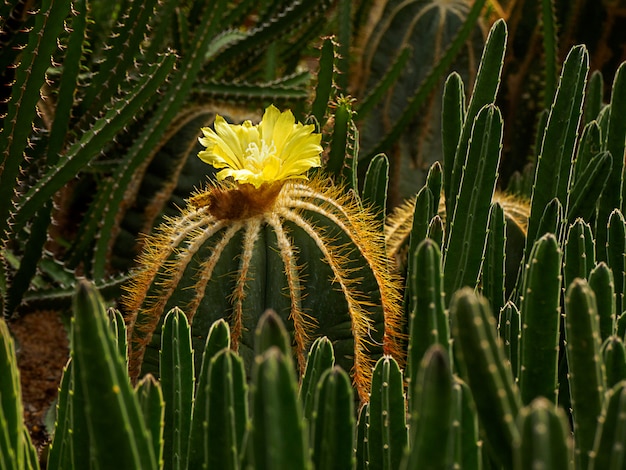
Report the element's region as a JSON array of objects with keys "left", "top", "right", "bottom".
[{"left": 245, "top": 139, "right": 277, "bottom": 173}]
